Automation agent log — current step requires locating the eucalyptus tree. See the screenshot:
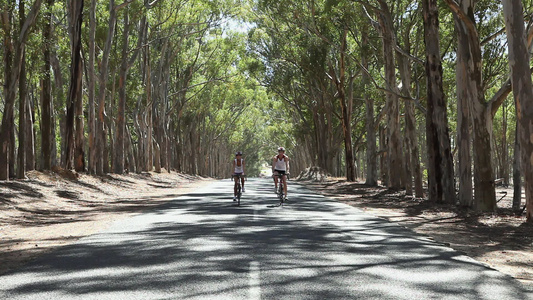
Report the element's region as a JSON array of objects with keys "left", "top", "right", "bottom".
[
  {"left": 421, "top": 0, "right": 455, "bottom": 204},
  {"left": 95, "top": 0, "right": 118, "bottom": 175},
  {"left": 16, "top": 2, "right": 27, "bottom": 179},
  {"left": 87, "top": 0, "right": 97, "bottom": 173},
  {"left": 443, "top": 0, "right": 518, "bottom": 211},
  {"left": 0, "top": 0, "right": 42, "bottom": 180},
  {"left": 502, "top": 0, "right": 533, "bottom": 221},
  {"left": 251, "top": 0, "right": 353, "bottom": 177},
  {"left": 64, "top": 0, "right": 84, "bottom": 170}
]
